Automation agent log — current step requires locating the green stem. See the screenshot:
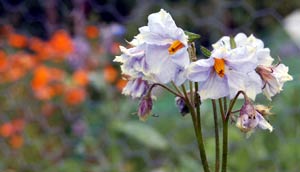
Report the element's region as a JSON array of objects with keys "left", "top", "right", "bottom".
[
  {"left": 221, "top": 117, "right": 228, "bottom": 172},
  {"left": 171, "top": 81, "right": 184, "bottom": 97},
  {"left": 212, "top": 100, "right": 220, "bottom": 172},
  {"left": 181, "top": 84, "right": 210, "bottom": 172},
  {"left": 221, "top": 91, "right": 247, "bottom": 172},
  {"left": 218, "top": 99, "right": 225, "bottom": 121},
  {"left": 147, "top": 83, "right": 184, "bottom": 99}
]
